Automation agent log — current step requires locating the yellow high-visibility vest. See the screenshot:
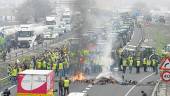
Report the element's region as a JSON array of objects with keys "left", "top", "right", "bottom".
[
  {"left": 52, "top": 63, "right": 57, "bottom": 70},
  {"left": 47, "top": 63, "right": 51, "bottom": 70},
  {"left": 137, "top": 60, "right": 140, "bottom": 66},
  {"left": 147, "top": 60, "right": 151, "bottom": 66},
  {"left": 59, "top": 63, "right": 63, "bottom": 70},
  {"left": 64, "top": 80, "right": 70, "bottom": 87},
  {"left": 143, "top": 58, "right": 147, "bottom": 65},
  {"left": 129, "top": 59, "right": 133, "bottom": 66},
  {"left": 42, "top": 61, "right": 46, "bottom": 69},
  {"left": 123, "top": 59, "right": 127, "bottom": 66},
  {"left": 12, "top": 69, "right": 17, "bottom": 76},
  {"left": 152, "top": 59, "right": 156, "bottom": 66},
  {"left": 36, "top": 61, "right": 41, "bottom": 69}
]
